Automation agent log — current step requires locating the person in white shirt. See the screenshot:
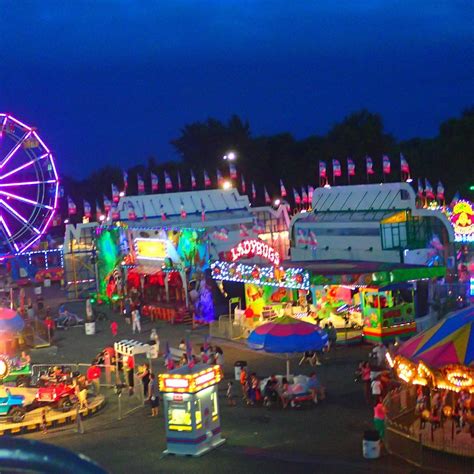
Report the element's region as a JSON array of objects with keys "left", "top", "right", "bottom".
[
  {"left": 371, "top": 377, "right": 383, "bottom": 406},
  {"left": 131, "top": 308, "right": 141, "bottom": 334}
]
